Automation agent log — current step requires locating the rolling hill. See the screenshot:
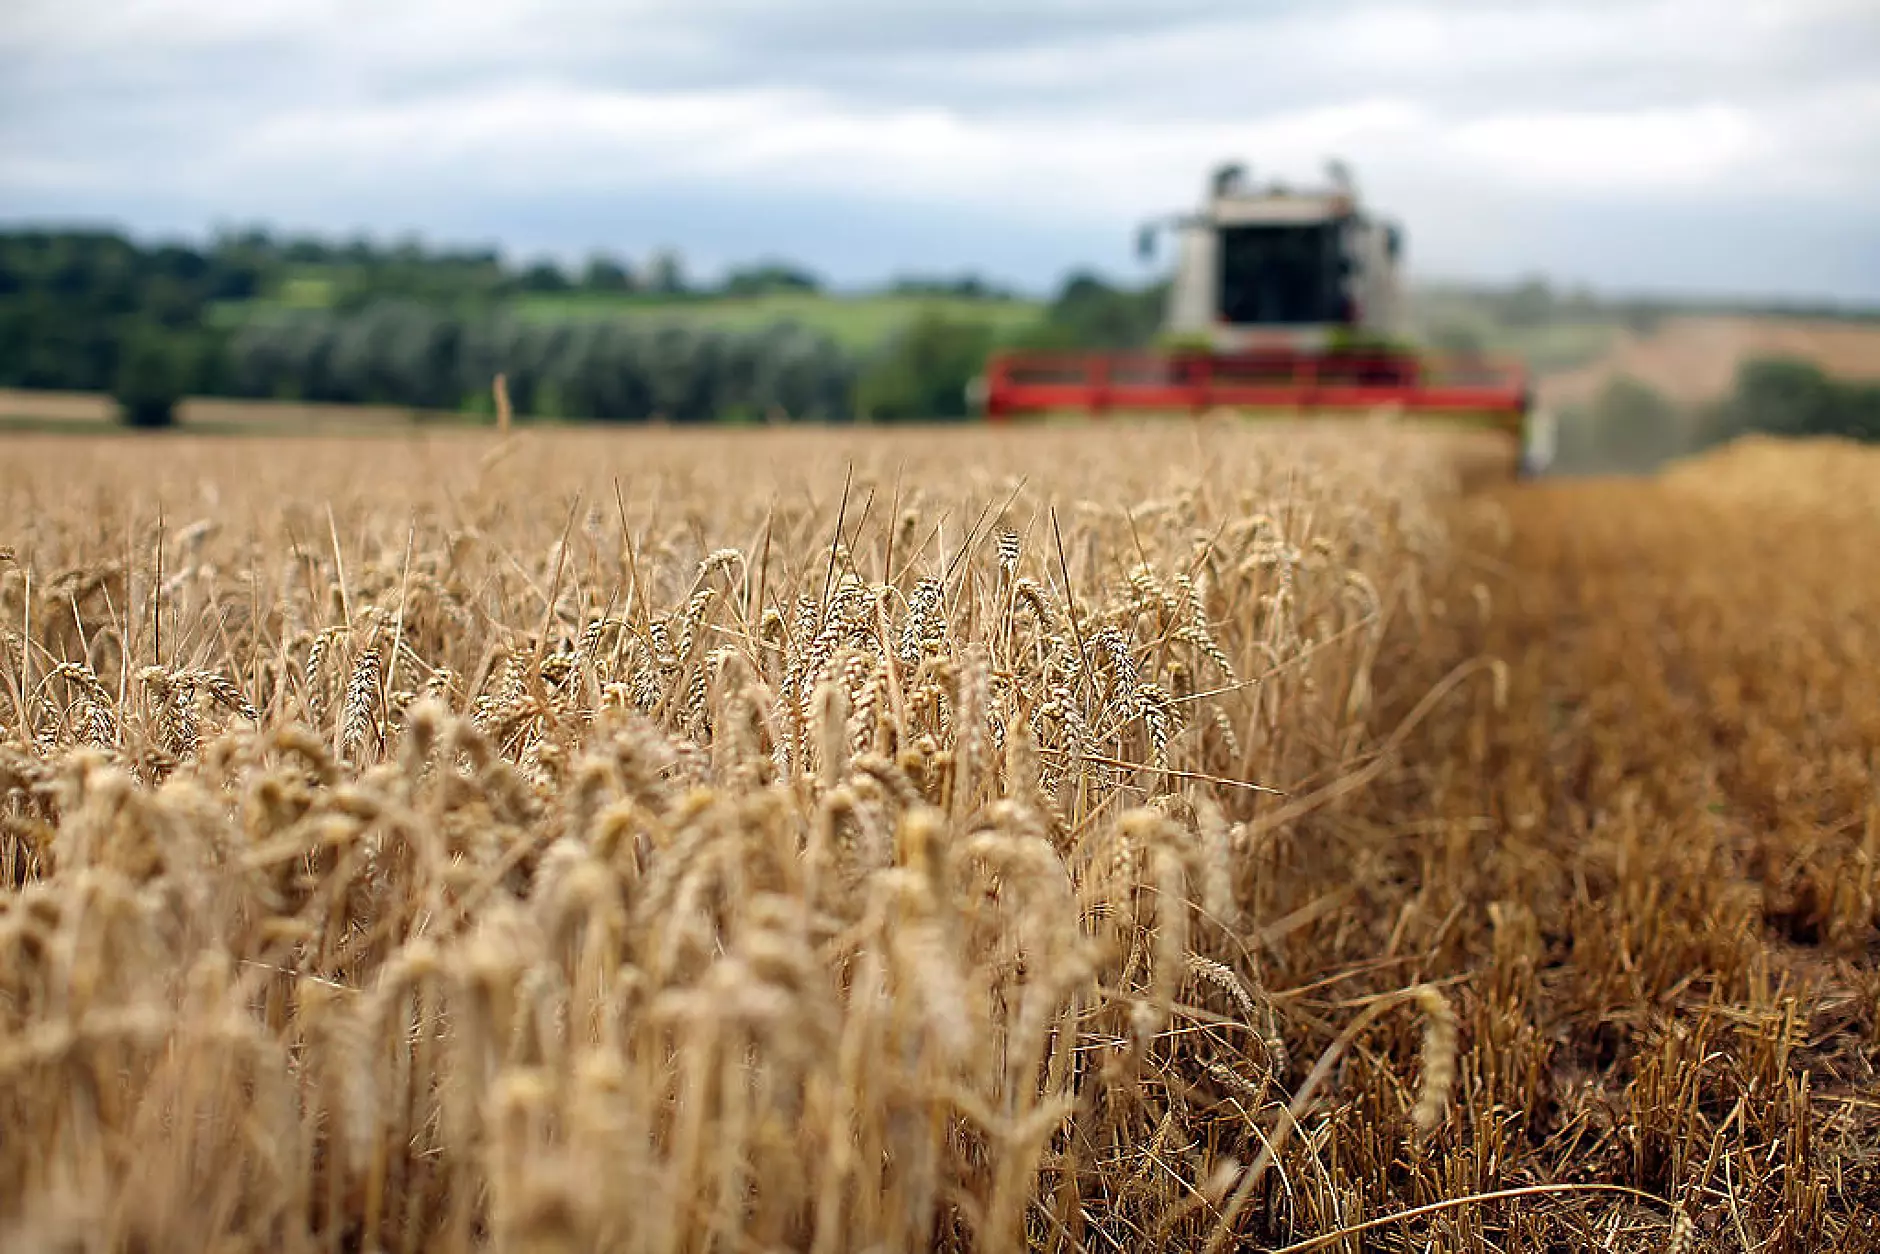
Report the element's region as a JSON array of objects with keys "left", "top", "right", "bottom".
[{"left": 1537, "top": 314, "right": 1880, "bottom": 412}]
